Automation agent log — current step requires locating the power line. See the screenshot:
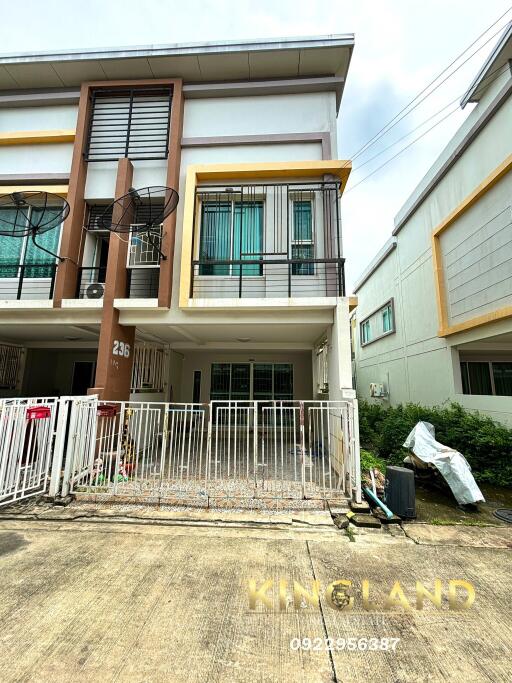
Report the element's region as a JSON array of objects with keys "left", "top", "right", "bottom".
[
  {"left": 346, "top": 10, "right": 512, "bottom": 165},
  {"left": 350, "top": 61, "right": 511, "bottom": 177}
]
